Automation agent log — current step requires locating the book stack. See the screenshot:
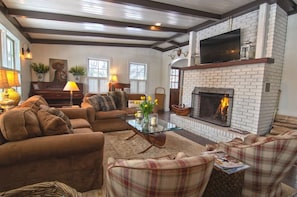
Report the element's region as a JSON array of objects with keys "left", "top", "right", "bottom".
[{"left": 202, "top": 150, "right": 249, "bottom": 174}]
